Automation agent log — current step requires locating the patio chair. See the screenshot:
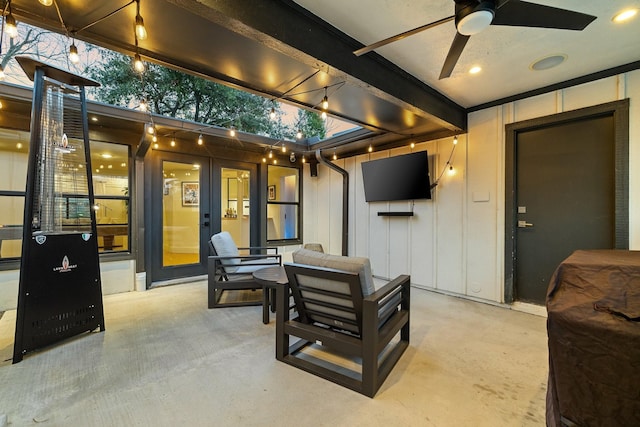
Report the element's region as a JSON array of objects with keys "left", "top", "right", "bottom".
[
  {"left": 208, "top": 231, "right": 281, "bottom": 308},
  {"left": 276, "top": 248, "right": 410, "bottom": 397}
]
